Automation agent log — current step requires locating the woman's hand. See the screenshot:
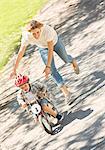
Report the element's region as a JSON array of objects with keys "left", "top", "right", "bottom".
[
  {"left": 43, "top": 66, "right": 51, "bottom": 79},
  {"left": 10, "top": 69, "right": 16, "bottom": 79}
]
